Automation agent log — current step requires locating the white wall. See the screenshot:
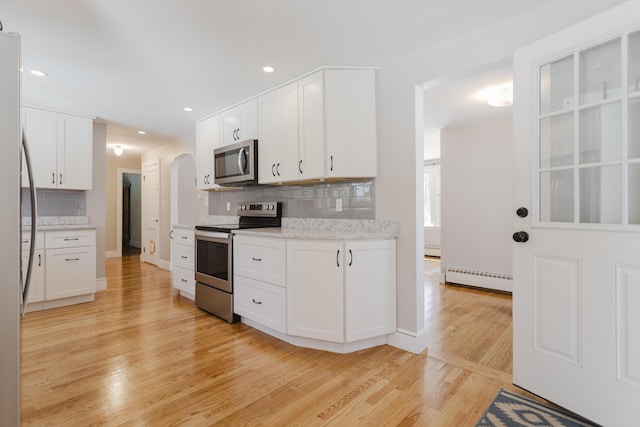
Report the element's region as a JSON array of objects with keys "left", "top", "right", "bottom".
[
  {"left": 105, "top": 152, "right": 141, "bottom": 252},
  {"left": 441, "top": 119, "right": 513, "bottom": 278},
  {"left": 87, "top": 122, "right": 106, "bottom": 279},
  {"left": 375, "top": 0, "right": 624, "bottom": 352}
]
